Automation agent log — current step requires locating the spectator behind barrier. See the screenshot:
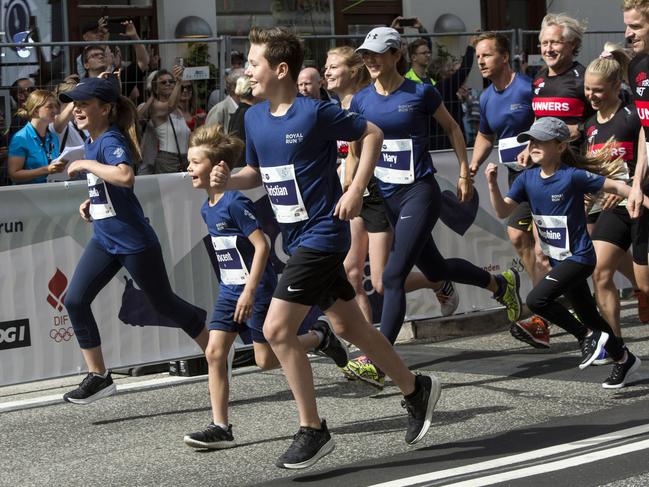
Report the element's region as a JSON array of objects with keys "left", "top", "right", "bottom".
[
  {"left": 8, "top": 78, "right": 35, "bottom": 139},
  {"left": 297, "top": 67, "right": 322, "bottom": 99},
  {"left": 207, "top": 51, "right": 245, "bottom": 110},
  {"left": 0, "top": 110, "right": 8, "bottom": 186},
  {"left": 205, "top": 68, "right": 244, "bottom": 134},
  {"left": 137, "top": 66, "right": 190, "bottom": 174},
  {"left": 429, "top": 38, "right": 477, "bottom": 150},
  {"left": 405, "top": 39, "right": 435, "bottom": 85},
  {"left": 52, "top": 78, "right": 88, "bottom": 153},
  {"left": 108, "top": 20, "right": 150, "bottom": 104},
  {"left": 178, "top": 80, "right": 206, "bottom": 132},
  {"left": 8, "top": 90, "right": 64, "bottom": 184},
  {"left": 76, "top": 17, "right": 110, "bottom": 77},
  {"left": 228, "top": 75, "right": 260, "bottom": 167}
]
